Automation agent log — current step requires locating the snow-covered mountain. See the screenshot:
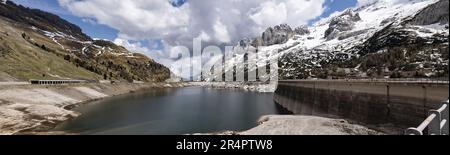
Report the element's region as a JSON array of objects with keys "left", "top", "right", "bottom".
[{"left": 228, "top": 0, "right": 449, "bottom": 80}]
